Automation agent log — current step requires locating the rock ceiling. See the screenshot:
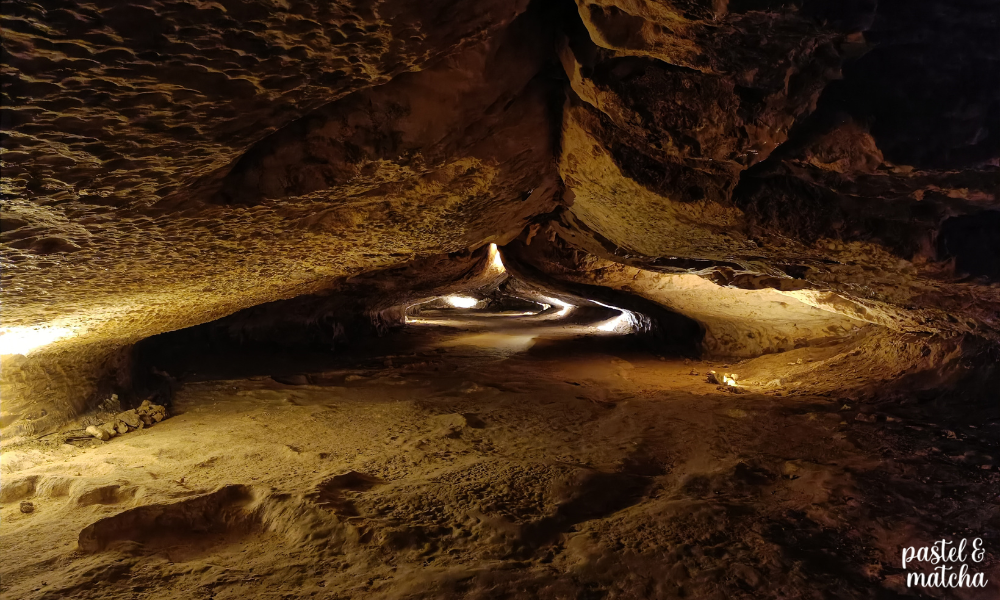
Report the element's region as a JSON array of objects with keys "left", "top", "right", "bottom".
[{"left": 1, "top": 0, "right": 998, "bottom": 431}]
